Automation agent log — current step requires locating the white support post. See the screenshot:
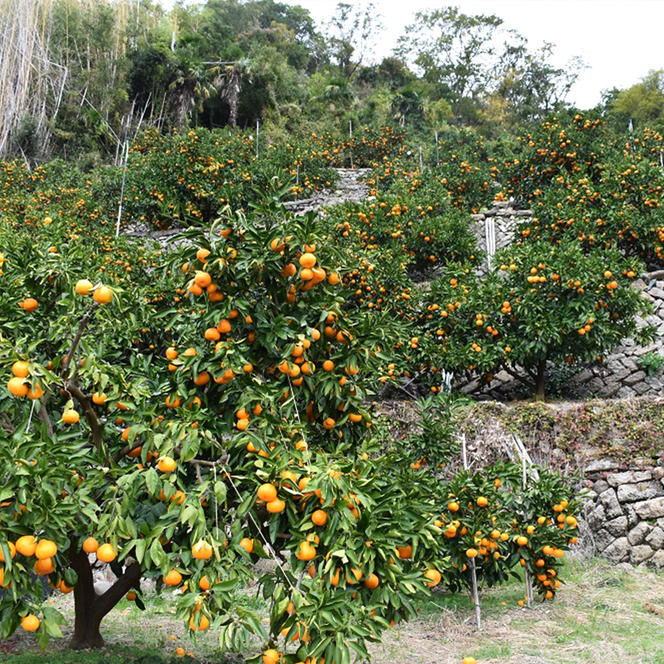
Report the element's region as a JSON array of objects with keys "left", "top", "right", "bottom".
[
  {"left": 484, "top": 216, "right": 496, "bottom": 271},
  {"left": 115, "top": 140, "right": 129, "bottom": 238},
  {"left": 461, "top": 433, "right": 481, "bottom": 630}
]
